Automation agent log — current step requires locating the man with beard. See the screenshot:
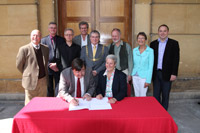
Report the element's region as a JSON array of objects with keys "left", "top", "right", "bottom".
[{"left": 108, "top": 28, "right": 133, "bottom": 83}]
